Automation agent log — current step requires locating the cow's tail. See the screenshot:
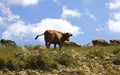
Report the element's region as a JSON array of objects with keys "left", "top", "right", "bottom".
[
  {"left": 35, "top": 33, "right": 44, "bottom": 40},
  {"left": 84, "top": 42, "right": 92, "bottom": 46}
]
